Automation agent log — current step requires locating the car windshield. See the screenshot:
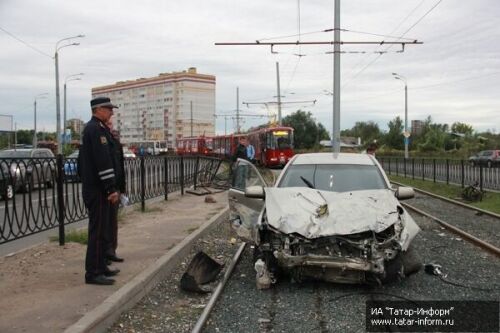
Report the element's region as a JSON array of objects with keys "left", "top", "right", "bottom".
[
  {"left": 0, "top": 150, "right": 31, "bottom": 158},
  {"left": 278, "top": 164, "right": 388, "bottom": 192}
]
